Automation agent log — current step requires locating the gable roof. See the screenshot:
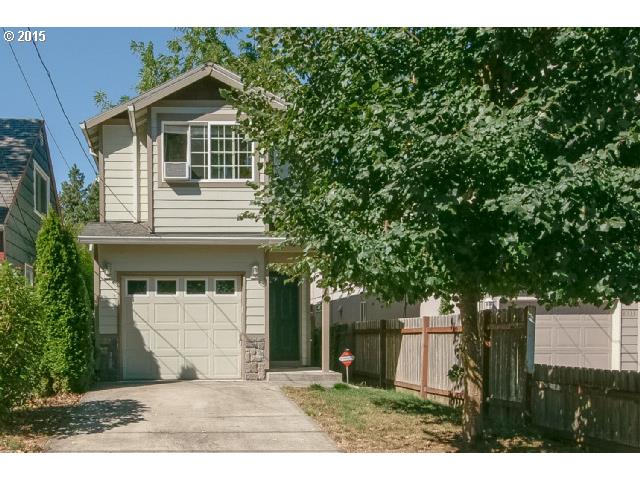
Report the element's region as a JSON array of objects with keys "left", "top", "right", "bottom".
[
  {"left": 0, "top": 118, "right": 45, "bottom": 223},
  {"left": 80, "top": 62, "right": 286, "bottom": 157}
]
